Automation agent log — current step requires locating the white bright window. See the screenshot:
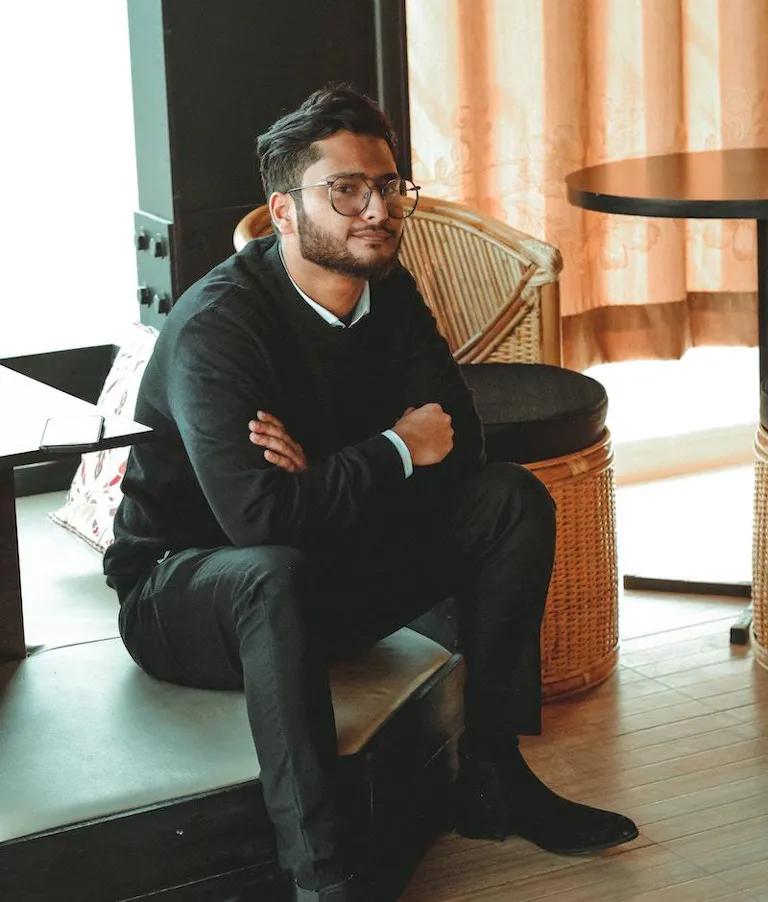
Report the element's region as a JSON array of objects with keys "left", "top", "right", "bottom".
[{"left": 0, "top": 2, "right": 138, "bottom": 358}]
